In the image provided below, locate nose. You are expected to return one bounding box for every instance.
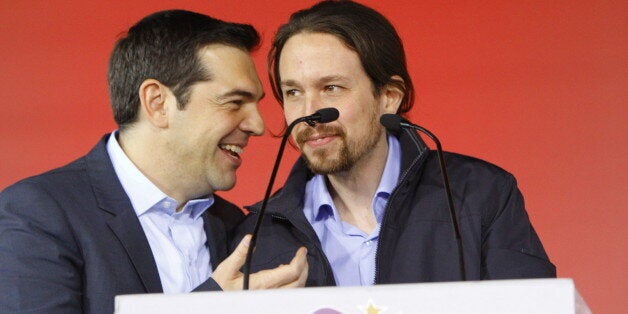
[303,93,324,118]
[241,104,265,136]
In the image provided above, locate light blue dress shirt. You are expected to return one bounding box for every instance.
[303,134,401,286]
[106,132,214,294]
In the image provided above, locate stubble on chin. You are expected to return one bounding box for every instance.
[295,124,350,175]
[303,142,351,175]
[301,122,383,176]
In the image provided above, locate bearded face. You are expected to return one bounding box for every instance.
[294,107,383,175]
[279,32,395,176]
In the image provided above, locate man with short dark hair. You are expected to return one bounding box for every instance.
[236,0,554,286]
[0,10,306,313]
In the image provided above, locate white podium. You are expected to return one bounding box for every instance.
[115,278,591,314]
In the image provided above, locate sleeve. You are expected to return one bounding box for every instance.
[0,182,83,313]
[192,277,223,292]
[481,175,556,279]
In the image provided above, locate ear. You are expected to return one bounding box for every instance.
[138,79,171,128]
[379,75,405,115]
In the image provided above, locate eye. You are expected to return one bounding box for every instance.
[221,99,244,108]
[283,89,300,97]
[324,85,341,92]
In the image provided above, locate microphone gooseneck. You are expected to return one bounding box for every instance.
[380,113,467,281]
[242,107,340,289]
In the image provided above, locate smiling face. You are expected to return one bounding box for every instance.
[164,44,264,196]
[278,32,398,175]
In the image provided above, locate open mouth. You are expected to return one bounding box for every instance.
[219,144,243,159]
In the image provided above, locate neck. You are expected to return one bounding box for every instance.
[118,128,201,210]
[326,133,389,233]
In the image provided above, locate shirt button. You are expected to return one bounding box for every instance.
[365,240,372,246]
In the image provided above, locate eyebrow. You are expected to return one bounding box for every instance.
[281,75,348,87]
[280,79,299,87]
[218,89,265,101]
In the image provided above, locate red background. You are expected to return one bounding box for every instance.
[1,1,625,312]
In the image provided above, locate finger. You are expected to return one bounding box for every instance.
[219,234,251,275]
[250,247,308,289]
[278,268,308,289]
[295,247,309,285]
[278,247,309,288]
[278,278,304,289]
[287,247,308,283]
[289,246,307,265]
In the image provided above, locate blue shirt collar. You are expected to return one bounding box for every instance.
[307,134,401,223]
[106,131,213,219]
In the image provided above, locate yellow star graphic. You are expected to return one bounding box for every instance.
[361,300,384,314]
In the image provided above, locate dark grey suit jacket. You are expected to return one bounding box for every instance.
[0,135,244,313]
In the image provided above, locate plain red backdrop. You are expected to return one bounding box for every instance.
[0,0,625,312]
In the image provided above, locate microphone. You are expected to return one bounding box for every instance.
[380,114,467,281]
[242,107,340,289]
[303,107,339,126]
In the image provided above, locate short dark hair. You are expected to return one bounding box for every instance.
[108,10,260,128]
[269,0,414,115]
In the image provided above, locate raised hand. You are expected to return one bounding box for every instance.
[211,235,308,290]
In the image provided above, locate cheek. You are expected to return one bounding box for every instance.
[283,108,301,126]
[347,101,375,123]
[289,124,304,141]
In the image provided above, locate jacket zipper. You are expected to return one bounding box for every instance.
[374,135,427,284]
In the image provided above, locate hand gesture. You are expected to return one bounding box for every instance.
[212,235,308,290]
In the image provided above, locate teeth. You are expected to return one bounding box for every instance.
[219,144,243,154]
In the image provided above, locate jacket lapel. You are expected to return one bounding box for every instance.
[86,135,163,293]
[106,211,163,293]
[203,210,227,270]
[255,158,330,257]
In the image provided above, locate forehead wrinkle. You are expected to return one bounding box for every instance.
[281,75,348,88]
[316,75,348,84]
[216,89,264,102]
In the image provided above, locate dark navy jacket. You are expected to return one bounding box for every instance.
[235,128,555,286]
[0,135,243,313]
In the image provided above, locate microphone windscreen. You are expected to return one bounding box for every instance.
[380,114,403,132]
[316,108,340,123]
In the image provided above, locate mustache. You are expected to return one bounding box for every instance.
[295,124,345,146]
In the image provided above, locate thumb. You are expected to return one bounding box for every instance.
[222,234,251,274]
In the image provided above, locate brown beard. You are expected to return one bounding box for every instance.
[295,110,382,175]
[295,124,347,174]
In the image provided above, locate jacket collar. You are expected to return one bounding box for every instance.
[249,129,430,219]
[85,134,163,293]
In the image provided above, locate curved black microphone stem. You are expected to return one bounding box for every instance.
[380,114,467,281]
[243,107,339,289]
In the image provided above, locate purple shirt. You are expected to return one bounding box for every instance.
[303,135,401,286]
